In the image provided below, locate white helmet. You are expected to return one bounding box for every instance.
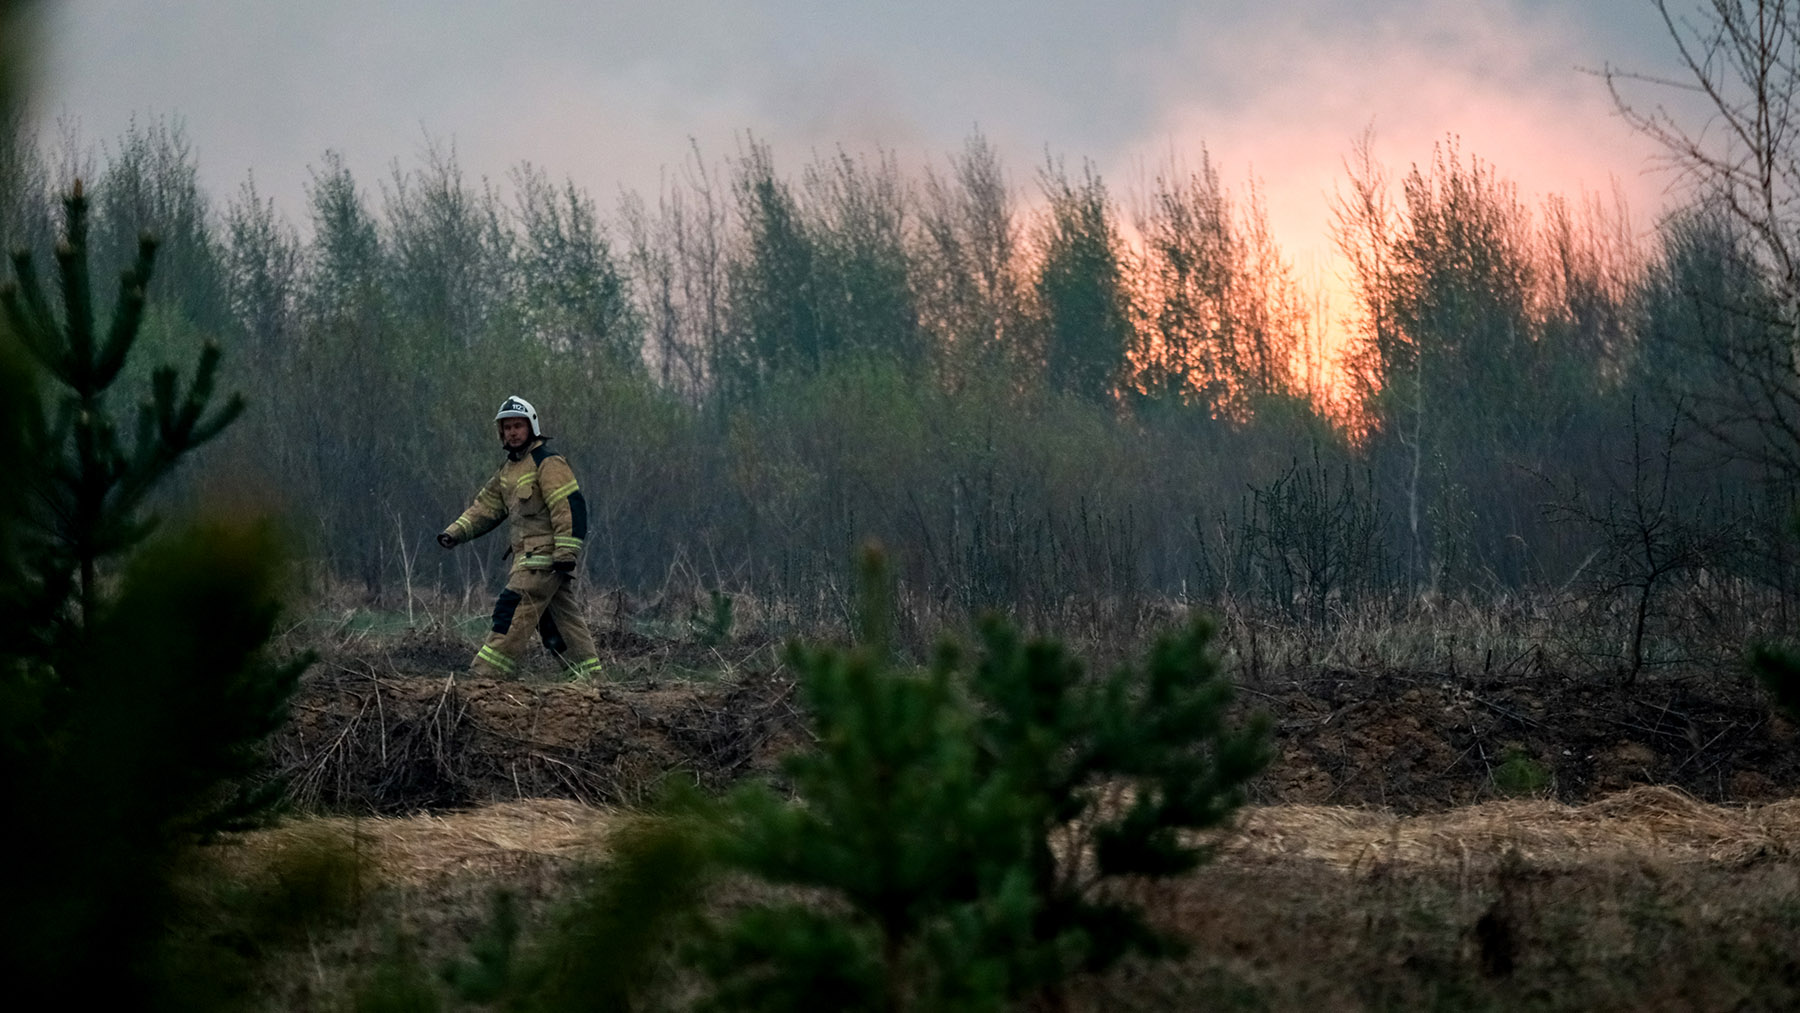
[494,395,540,438]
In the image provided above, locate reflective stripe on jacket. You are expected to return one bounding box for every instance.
[442,439,588,572]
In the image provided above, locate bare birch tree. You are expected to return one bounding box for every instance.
[1608,0,1800,476]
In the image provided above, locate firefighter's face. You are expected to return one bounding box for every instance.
[499,418,531,449]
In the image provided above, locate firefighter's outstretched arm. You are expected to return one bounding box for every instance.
[440,472,507,549]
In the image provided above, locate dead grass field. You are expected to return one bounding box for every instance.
[216,786,1800,1011]
[238,785,1800,884]
[235,609,1800,1009]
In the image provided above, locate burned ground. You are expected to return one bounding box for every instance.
[276,626,804,813]
[225,787,1800,1012]
[1254,665,1800,811]
[246,622,1800,1011]
[271,625,1800,815]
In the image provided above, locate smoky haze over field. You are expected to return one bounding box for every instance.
[36,1,1676,272]
[5,1,1795,684]
[21,8,1800,1010]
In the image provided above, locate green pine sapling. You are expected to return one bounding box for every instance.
[452,547,1269,1012]
[0,181,304,1008]
[694,545,1271,1011]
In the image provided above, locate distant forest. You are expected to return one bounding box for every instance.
[2,116,1792,666]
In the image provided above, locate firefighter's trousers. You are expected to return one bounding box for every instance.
[469,569,602,681]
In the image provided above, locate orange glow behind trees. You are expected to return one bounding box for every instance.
[1004,132,1644,437]
[1327,137,1640,431]
[1127,156,1312,419]
[0,116,1685,608]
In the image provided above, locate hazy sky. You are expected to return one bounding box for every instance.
[27,1,1687,285]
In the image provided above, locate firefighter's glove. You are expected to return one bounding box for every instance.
[437,533,456,549]
[553,560,576,576]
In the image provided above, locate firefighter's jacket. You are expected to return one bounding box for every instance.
[442,438,587,574]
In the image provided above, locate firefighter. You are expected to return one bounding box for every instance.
[438,396,603,682]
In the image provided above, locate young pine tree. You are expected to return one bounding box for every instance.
[694,547,1271,1011]
[472,548,1269,1013]
[0,181,305,1008]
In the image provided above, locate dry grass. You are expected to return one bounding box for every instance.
[1102,787,1800,1011]
[212,788,1800,1011]
[280,573,1773,698]
[230,799,621,888]
[248,580,1800,1008]
[1223,785,1800,871]
[1203,586,1767,686]
[230,785,1800,889]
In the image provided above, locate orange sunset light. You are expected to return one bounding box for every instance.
[1118,112,1665,422]
[1108,0,1676,422]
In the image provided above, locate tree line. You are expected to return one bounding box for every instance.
[1,113,1791,659]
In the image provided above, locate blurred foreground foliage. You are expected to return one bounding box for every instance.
[414,548,1268,1012]
[0,183,304,1006]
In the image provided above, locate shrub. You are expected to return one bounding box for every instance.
[0,181,303,1007]
[493,547,1271,1012]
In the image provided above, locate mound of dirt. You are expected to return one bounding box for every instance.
[274,625,1800,814]
[1256,667,1800,812]
[275,667,804,814]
